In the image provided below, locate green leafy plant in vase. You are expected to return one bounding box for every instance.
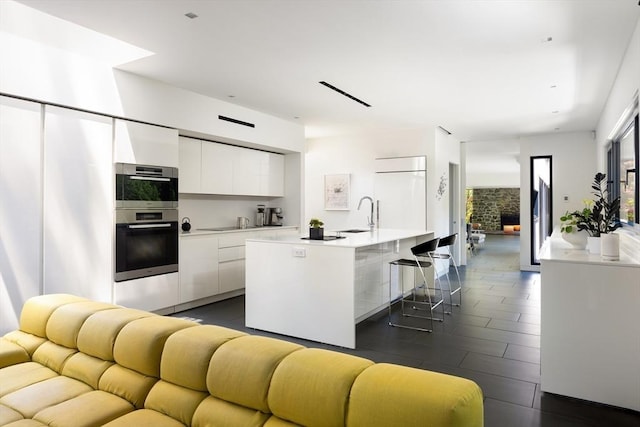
[560,211,587,249]
[568,173,621,257]
[309,218,324,240]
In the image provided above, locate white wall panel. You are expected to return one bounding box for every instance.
[43,106,113,301]
[0,96,42,334]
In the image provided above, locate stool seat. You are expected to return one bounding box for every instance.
[388,237,445,333]
[431,233,462,308]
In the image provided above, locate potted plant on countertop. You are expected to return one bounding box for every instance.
[559,211,587,249]
[570,173,621,258]
[309,218,324,240]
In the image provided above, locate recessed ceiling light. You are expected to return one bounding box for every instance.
[554,127,560,131]
[294,116,300,119]
[228,95,236,98]
[552,110,559,114]
[550,85,557,89]
[541,36,553,43]
[185,12,198,19]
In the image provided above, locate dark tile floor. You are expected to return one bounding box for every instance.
[174,234,640,427]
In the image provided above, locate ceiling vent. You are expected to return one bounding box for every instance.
[319,81,371,107]
[218,115,255,128]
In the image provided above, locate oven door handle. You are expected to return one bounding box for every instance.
[130,176,171,182]
[128,223,173,229]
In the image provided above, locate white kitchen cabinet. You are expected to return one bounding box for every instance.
[0,96,42,334]
[218,233,248,293]
[185,139,285,197]
[178,137,202,193]
[264,152,285,196]
[114,119,179,167]
[179,234,219,302]
[43,106,113,302]
[201,141,234,194]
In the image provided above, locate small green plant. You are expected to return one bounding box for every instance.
[309,218,324,228]
[560,211,578,233]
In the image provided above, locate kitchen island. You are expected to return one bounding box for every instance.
[245,228,434,348]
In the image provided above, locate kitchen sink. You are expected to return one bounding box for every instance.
[337,229,370,233]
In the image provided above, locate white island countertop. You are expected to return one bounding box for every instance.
[246,228,433,248]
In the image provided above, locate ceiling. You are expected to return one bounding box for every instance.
[11,0,640,144]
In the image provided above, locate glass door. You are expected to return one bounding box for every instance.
[531,156,552,265]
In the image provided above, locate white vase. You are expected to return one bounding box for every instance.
[600,233,620,261]
[561,230,587,249]
[586,236,601,254]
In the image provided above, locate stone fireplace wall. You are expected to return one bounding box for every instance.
[471,188,520,232]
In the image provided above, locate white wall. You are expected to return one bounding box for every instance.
[595,18,640,168]
[305,128,433,230]
[0,30,305,155]
[519,131,597,271]
[305,126,463,271]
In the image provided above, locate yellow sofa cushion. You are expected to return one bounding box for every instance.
[268,348,374,427]
[99,364,158,409]
[31,341,76,373]
[0,375,91,418]
[102,408,186,427]
[144,380,207,425]
[346,363,484,427]
[45,301,117,349]
[192,396,270,427]
[61,352,113,389]
[0,362,57,397]
[0,340,29,369]
[207,335,303,413]
[32,390,133,427]
[160,325,247,391]
[0,332,45,358]
[77,308,155,361]
[18,294,87,338]
[113,316,196,377]
[0,403,24,425]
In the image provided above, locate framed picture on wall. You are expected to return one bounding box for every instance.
[324,174,350,210]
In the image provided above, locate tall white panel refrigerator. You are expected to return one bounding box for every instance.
[374,156,427,230]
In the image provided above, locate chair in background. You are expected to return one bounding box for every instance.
[388,238,445,332]
[429,233,462,309]
[469,223,486,249]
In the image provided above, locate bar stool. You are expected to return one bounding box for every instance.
[430,233,462,309]
[388,237,445,333]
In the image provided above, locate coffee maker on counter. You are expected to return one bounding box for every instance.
[255,205,265,227]
[264,207,283,226]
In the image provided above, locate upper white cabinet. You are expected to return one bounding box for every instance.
[178,137,202,193]
[43,106,113,302]
[179,138,284,197]
[201,142,235,194]
[115,119,179,167]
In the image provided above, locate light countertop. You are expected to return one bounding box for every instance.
[181,225,298,237]
[540,228,640,268]
[246,228,434,249]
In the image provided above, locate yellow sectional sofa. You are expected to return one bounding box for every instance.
[0,294,484,427]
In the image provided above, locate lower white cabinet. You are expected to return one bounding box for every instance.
[218,235,248,294]
[179,234,219,302]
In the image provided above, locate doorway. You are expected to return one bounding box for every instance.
[449,162,460,263]
[530,156,552,265]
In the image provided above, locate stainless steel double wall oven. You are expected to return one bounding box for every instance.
[115,163,179,282]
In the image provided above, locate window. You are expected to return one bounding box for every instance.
[608,112,639,225]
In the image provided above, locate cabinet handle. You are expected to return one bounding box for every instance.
[128,223,172,229]
[130,176,170,182]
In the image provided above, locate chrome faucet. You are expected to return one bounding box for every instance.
[357,196,375,230]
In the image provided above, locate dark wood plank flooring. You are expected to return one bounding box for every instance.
[174,234,640,426]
